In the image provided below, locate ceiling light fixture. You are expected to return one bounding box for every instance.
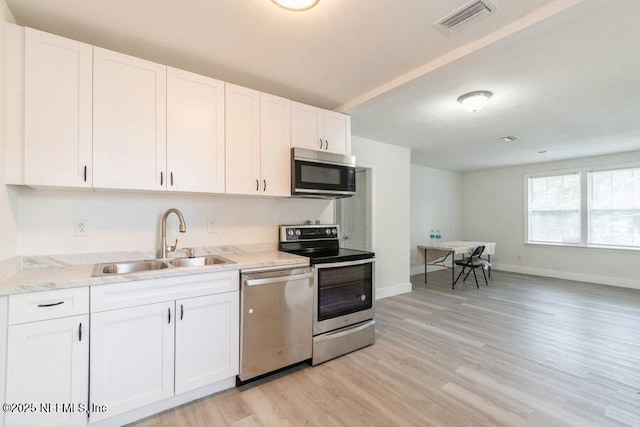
[457,90,492,113]
[500,136,517,142]
[271,0,320,11]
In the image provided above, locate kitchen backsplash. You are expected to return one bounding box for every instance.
[15,187,334,256]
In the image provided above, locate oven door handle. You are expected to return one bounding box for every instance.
[314,258,376,270]
[244,272,313,286]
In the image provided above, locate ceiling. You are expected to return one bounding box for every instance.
[6,0,640,172]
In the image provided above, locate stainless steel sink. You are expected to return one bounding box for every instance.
[169,255,235,268]
[92,255,234,277]
[93,260,170,276]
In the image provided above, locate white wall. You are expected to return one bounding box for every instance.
[0,0,18,261]
[410,164,463,275]
[351,135,411,299]
[16,188,333,255]
[462,151,640,289]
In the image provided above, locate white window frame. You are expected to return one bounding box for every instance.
[524,162,640,251]
[524,170,583,246]
[587,166,640,248]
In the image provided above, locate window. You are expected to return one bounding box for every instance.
[589,168,640,247]
[528,173,581,244]
[526,166,640,249]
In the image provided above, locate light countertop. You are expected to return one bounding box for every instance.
[0,249,309,296]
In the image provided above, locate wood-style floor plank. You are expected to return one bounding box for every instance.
[129,270,640,427]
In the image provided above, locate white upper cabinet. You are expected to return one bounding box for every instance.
[7,26,350,196]
[323,110,352,155]
[24,28,93,187]
[291,102,351,155]
[225,83,261,195]
[167,68,225,193]
[260,93,291,196]
[291,102,323,151]
[225,84,291,196]
[93,47,167,191]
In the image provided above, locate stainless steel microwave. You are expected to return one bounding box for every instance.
[291,148,356,199]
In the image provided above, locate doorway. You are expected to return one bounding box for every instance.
[336,168,372,251]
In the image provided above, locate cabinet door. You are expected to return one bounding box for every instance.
[24,28,92,187]
[323,111,351,155]
[225,83,261,195]
[167,67,225,193]
[291,101,324,151]
[90,302,174,422]
[260,93,291,197]
[5,315,89,427]
[93,47,167,191]
[175,292,239,394]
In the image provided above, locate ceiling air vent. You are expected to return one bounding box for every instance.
[433,0,499,36]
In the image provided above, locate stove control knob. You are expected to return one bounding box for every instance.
[325,228,331,235]
[287,229,294,236]
[294,229,301,236]
[332,228,337,235]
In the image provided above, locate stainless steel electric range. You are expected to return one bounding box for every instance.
[279,224,376,365]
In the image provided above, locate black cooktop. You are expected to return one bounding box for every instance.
[278,227,375,265]
[283,246,375,265]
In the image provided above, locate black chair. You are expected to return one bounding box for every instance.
[452,245,488,289]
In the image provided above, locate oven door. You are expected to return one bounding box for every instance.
[313,258,375,335]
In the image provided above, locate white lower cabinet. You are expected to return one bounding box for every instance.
[89,302,175,423]
[5,314,89,427]
[175,293,239,394]
[89,271,239,424]
[4,287,90,427]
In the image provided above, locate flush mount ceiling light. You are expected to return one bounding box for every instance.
[457,90,493,113]
[271,0,320,11]
[500,136,518,142]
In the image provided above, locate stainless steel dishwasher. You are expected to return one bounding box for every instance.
[239,266,314,382]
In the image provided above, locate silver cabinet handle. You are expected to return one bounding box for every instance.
[168,307,171,324]
[170,172,174,186]
[79,322,82,342]
[324,140,328,150]
[256,179,259,191]
[83,166,87,182]
[180,304,184,320]
[319,138,323,149]
[263,180,266,191]
[160,171,164,186]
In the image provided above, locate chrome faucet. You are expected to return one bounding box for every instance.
[160,208,187,259]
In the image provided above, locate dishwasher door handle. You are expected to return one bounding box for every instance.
[244,272,313,287]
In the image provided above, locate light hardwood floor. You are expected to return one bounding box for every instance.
[130,270,640,426]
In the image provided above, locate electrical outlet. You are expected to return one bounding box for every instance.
[75,219,89,237]
[207,220,216,234]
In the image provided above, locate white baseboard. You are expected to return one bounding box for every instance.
[494,263,640,290]
[376,282,412,299]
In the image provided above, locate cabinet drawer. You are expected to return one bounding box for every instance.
[91,270,239,312]
[9,287,89,325]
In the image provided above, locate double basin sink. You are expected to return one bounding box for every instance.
[92,255,235,277]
